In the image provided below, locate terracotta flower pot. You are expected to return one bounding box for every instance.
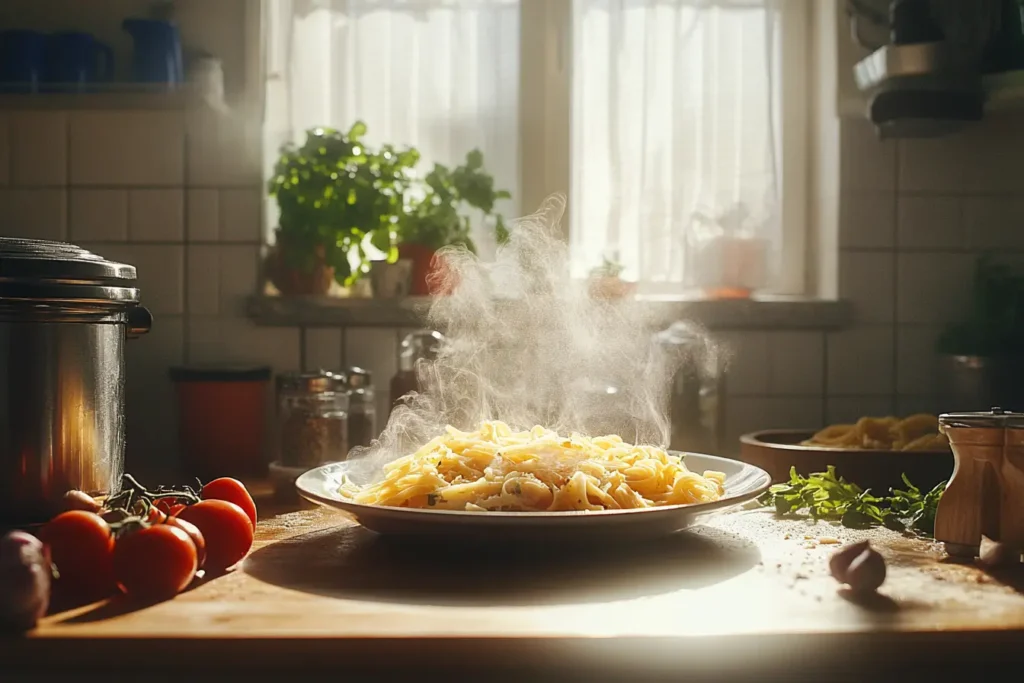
[588,276,637,300]
[399,244,458,296]
[266,240,335,297]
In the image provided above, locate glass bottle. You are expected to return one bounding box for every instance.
[345,367,377,450]
[390,330,445,417]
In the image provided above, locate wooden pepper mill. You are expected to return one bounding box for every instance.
[934,408,1024,560]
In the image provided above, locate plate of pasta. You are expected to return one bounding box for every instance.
[295,421,771,539]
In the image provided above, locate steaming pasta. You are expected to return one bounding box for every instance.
[338,421,726,511]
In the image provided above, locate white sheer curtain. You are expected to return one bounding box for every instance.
[570,0,781,287]
[264,0,521,253]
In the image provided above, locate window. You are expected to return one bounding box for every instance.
[264,0,810,293]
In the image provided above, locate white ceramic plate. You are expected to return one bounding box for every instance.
[295,452,771,541]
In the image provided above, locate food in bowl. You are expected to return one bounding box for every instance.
[339,421,725,511]
[802,414,947,452]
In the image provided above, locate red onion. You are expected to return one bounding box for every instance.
[0,531,51,631]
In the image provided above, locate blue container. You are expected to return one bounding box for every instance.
[122,18,183,86]
[0,30,48,92]
[45,32,114,91]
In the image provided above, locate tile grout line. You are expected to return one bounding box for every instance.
[892,139,901,414]
[181,129,192,366]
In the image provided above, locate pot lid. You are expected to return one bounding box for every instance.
[345,366,372,389]
[0,237,140,305]
[938,407,1024,429]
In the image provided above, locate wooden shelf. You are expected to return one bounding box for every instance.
[0,84,197,110]
[246,294,851,331]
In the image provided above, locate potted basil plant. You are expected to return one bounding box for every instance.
[396,149,510,296]
[266,122,418,296]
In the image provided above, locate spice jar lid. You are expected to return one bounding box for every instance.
[276,370,346,394]
[345,367,372,389]
[938,407,1024,429]
[0,237,140,306]
[399,330,445,371]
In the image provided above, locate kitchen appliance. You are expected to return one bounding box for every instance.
[121,18,184,86]
[44,32,114,91]
[849,0,1001,137]
[170,365,272,481]
[654,322,725,454]
[0,238,151,525]
[935,408,1024,560]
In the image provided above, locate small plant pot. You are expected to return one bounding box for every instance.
[399,244,459,296]
[265,242,335,297]
[588,276,637,300]
[369,259,413,298]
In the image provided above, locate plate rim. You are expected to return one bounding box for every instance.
[294,451,772,520]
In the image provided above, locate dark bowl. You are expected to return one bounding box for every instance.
[739,429,953,494]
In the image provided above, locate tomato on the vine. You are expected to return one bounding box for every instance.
[113,525,197,600]
[176,500,253,572]
[201,478,257,529]
[39,511,116,597]
[165,516,206,568]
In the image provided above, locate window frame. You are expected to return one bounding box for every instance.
[520,0,813,295]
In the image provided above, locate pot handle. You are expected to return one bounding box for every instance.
[127,305,153,339]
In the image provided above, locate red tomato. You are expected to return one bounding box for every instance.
[113,525,197,600]
[166,503,186,517]
[201,478,257,529]
[165,516,206,568]
[154,498,182,516]
[176,500,253,572]
[39,511,115,597]
[145,506,168,524]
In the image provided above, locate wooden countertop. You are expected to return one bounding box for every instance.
[5,495,1024,681]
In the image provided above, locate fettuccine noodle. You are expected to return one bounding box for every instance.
[339,421,726,511]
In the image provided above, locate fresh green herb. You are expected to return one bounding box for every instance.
[758,466,946,536]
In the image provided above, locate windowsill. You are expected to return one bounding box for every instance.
[246,294,851,331]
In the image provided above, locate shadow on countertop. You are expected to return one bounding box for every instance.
[242,523,761,606]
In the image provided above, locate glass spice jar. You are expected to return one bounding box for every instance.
[345,367,377,450]
[275,371,349,467]
[390,330,445,418]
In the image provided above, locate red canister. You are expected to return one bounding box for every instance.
[170,366,271,481]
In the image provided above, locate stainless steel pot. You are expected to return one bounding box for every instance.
[0,238,151,525]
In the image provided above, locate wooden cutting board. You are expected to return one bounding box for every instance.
[5,493,1024,680]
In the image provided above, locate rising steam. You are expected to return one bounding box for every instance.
[346,194,700,485]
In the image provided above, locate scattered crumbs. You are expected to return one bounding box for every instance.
[775,563,783,569]
[803,535,814,540]
[803,542,817,549]
[783,534,791,540]
[818,537,840,545]
[794,573,808,580]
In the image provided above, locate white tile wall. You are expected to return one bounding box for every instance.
[10,112,66,187]
[724,397,825,452]
[826,326,895,395]
[188,315,301,374]
[70,189,128,242]
[895,325,943,396]
[766,332,824,395]
[838,249,895,324]
[0,188,67,240]
[186,244,258,315]
[962,197,1024,250]
[718,331,769,395]
[84,243,185,315]
[825,395,896,424]
[839,119,895,191]
[304,328,344,372]
[129,190,184,242]
[70,111,184,186]
[838,190,896,248]
[185,109,262,187]
[220,189,262,242]
[187,189,219,241]
[898,136,969,193]
[895,252,975,325]
[897,195,963,249]
[125,315,185,473]
[0,113,9,187]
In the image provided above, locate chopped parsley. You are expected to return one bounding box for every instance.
[758,466,945,536]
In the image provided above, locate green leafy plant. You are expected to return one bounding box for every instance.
[267,122,419,286]
[937,254,1024,356]
[397,149,511,253]
[589,253,626,279]
[758,466,946,537]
